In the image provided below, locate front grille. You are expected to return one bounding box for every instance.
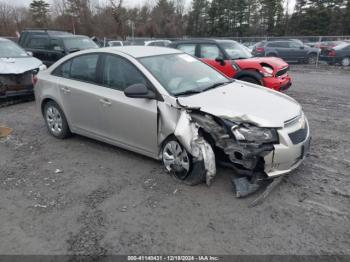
[289,122,308,144]
[276,66,289,77]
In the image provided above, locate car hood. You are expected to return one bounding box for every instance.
[177,81,301,128]
[235,57,288,70]
[0,57,43,74]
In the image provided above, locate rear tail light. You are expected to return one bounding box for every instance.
[328,50,336,57]
[32,74,38,86]
[256,47,265,53]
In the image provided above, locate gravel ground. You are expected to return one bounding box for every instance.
[0,65,349,255]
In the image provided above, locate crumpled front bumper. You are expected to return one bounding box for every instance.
[262,74,292,92]
[263,116,311,178]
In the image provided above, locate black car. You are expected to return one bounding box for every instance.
[320,42,350,66]
[18,29,98,66]
[252,40,320,64]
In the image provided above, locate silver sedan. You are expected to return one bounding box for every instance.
[35,46,310,192]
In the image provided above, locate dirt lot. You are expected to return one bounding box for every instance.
[0,66,349,255]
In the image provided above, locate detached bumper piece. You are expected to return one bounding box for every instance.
[232,177,260,198]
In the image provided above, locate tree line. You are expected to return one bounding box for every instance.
[0,0,349,39]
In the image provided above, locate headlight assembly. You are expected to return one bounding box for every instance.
[261,65,274,77]
[39,64,47,71]
[231,124,279,143]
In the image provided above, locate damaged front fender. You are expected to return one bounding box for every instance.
[174,110,216,186]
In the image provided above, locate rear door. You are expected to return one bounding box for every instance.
[52,53,103,135]
[198,43,236,78]
[288,41,307,60]
[97,54,158,156]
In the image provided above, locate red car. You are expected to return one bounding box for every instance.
[170,39,291,91]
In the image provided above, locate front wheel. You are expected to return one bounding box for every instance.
[238,76,261,85]
[341,57,350,67]
[307,53,317,64]
[162,137,192,180]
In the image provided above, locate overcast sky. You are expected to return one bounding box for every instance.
[3,0,296,13]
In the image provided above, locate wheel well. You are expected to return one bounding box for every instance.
[236,71,262,85]
[41,98,54,115]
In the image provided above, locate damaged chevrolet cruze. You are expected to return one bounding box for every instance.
[35,46,311,197]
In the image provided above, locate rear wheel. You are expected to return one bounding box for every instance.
[44,101,71,139]
[162,137,192,180]
[307,53,317,64]
[238,76,261,85]
[341,57,350,67]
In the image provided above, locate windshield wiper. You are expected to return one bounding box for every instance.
[67,48,81,53]
[175,89,202,97]
[201,81,232,92]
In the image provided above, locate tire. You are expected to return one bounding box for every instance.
[307,53,317,64]
[238,76,261,85]
[341,57,350,67]
[43,101,71,139]
[267,53,278,57]
[161,137,193,180]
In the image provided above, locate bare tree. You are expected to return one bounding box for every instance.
[109,0,125,39]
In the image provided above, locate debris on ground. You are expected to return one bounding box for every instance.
[232,176,261,198]
[249,176,284,207]
[0,125,13,138]
[54,169,63,174]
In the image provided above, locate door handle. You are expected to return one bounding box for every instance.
[99,98,112,106]
[60,87,71,94]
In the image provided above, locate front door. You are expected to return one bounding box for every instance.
[199,44,237,78]
[97,54,158,156]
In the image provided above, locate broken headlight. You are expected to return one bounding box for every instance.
[231,124,278,143]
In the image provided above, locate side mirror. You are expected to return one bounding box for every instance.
[300,46,305,49]
[124,83,156,99]
[215,56,226,66]
[26,51,33,56]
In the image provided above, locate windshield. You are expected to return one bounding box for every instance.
[63,37,98,51]
[334,43,349,50]
[0,41,28,58]
[139,53,230,96]
[220,41,253,59]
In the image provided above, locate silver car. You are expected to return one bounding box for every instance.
[35,46,310,190]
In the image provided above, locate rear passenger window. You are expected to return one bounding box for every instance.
[52,60,72,78]
[28,37,49,49]
[70,54,99,83]
[177,44,196,55]
[102,55,148,91]
[200,44,222,59]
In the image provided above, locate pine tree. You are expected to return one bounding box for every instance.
[187,0,210,36]
[344,0,350,34]
[29,0,50,27]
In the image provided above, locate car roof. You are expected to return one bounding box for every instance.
[101,46,181,58]
[171,39,238,45]
[0,37,11,42]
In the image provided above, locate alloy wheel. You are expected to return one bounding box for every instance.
[341,57,350,67]
[46,106,63,136]
[162,140,190,175]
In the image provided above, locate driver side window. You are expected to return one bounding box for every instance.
[200,44,222,59]
[102,55,148,91]
[289,42,302,48]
